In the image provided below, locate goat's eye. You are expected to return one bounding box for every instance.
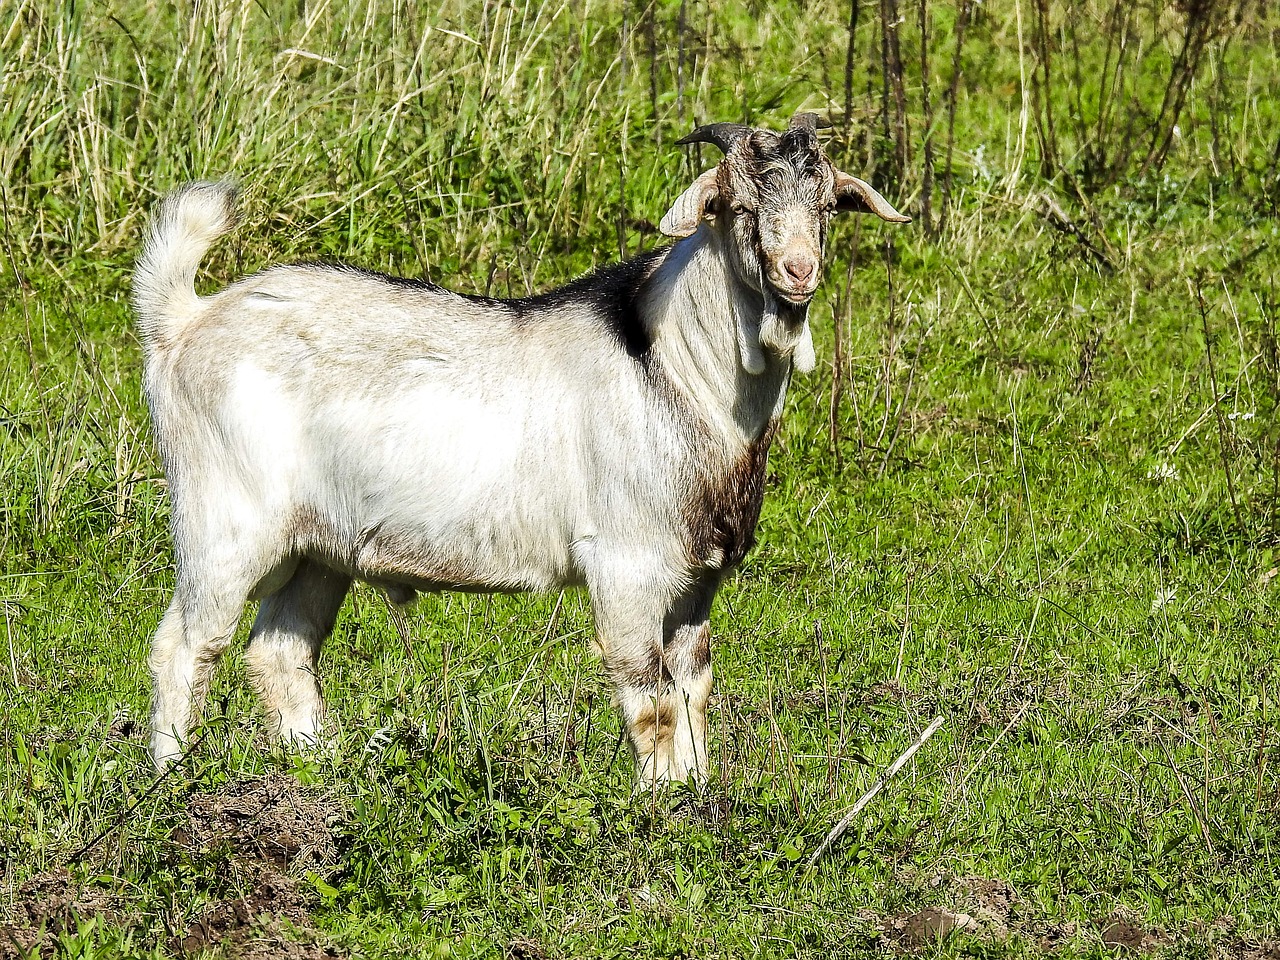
[730,201,749,215]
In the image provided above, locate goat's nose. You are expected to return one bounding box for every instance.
[782,257,815,285]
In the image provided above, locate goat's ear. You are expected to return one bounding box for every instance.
[660,169,721,238]
[833,171,912,223]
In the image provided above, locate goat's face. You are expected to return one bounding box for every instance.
[722,125,836,305]
[660,114,910,307]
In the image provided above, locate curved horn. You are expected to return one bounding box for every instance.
[675,122,752,155]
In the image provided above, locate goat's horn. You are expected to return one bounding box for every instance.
[675,122,752,154]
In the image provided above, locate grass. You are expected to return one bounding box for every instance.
[2,0,1280,956]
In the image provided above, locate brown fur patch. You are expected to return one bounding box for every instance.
[288,507,487,591]
[631,700,677,747]
[606,650,670,690]
[356,526,485,591]
[663,622,712,677]
[685,419,779,570]
[287,505,346,563]
[686,624,712,674]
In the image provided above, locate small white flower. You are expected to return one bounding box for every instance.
[1151,586,1177,613]
[973,144,992,182]
[1227,411,1255,421]
[363,725,393,757]
[1146,462,1180,481]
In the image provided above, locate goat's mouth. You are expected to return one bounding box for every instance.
[764,266,819,306]
[770,285,816,307]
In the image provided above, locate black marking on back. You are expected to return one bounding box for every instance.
[301,249,667,362]
[301,262,511,308]
[516,248,666,359]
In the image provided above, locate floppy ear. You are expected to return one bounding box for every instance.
[660,169,721,238]
[833,171,912,223]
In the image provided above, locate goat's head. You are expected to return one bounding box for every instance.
[660,113,909,374]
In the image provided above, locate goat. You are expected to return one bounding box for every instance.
[133,113,909,783]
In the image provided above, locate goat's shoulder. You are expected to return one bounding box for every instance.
[514,246,670,360]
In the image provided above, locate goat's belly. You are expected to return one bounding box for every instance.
[294,384,638,592]
[294,492,582,594]
[352,512,582,594]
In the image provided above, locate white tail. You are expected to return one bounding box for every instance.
[132,181,238,353]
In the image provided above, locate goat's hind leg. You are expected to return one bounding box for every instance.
[149,500,296,769]
[244,559,350,750]
[149,579,251,769]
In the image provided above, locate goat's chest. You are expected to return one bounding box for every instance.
[682,420,779,571]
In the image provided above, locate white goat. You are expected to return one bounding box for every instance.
[134,113,909,783]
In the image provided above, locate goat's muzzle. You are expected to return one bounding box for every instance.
[767,255,820,305]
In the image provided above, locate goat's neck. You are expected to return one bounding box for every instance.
[646,232,795,452]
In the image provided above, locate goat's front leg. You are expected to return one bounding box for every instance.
[590,567,719,785]
[658,572,720,782]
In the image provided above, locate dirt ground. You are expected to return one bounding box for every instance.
[2,773,345,959]
[877,873,1280,957]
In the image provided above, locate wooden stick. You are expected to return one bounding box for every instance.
[805,715,945,871]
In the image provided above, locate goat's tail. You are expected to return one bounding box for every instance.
[133,181,238,354]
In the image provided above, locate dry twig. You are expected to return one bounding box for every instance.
[805,715,945,871]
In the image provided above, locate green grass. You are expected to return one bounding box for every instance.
[3,0,1280,957]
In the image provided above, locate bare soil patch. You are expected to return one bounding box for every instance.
[167,860,340,959]
[2,773,346,959]
[168,773,345,957]
[1096,912,1167,952]
[883,905,981,945]
[1,866,130,960]
[178,772,340,873]
[881,875,1018,948]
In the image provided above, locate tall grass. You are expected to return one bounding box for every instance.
[3,1,1274,273]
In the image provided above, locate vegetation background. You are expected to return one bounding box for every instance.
[2,0,1279,956]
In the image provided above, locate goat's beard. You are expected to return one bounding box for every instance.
[739,293,816,375]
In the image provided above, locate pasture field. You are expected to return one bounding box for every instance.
[2,0,1279,956]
